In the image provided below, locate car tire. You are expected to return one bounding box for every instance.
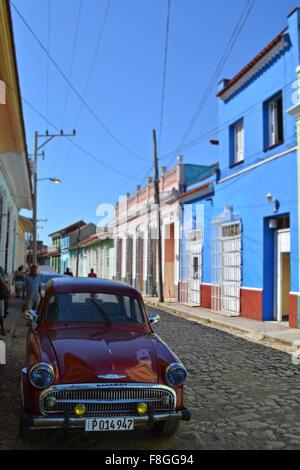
[19,409,40,442]
[150,419,179,437]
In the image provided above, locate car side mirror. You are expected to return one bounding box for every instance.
[147,312,161,325]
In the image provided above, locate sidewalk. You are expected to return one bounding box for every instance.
[144,297,300,348]
[0,297,24,363]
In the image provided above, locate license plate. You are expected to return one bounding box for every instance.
[85,417,134,432]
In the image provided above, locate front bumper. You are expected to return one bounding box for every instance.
[24,409,191,431]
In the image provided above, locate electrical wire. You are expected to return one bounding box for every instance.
[158,0,171,151]
[61,0,83,128]
[10,0,146,162]
[49,0,83,217]
[160,77,295,160]
[59,0,112,185]
[16,88,142,181]
[46,0,51,121]
[46,162,154,235]
[167,0,256,168]
[74,0,112,127]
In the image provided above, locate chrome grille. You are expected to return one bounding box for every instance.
[41,384,175,416]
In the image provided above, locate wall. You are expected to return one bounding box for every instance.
[0,170,18,274]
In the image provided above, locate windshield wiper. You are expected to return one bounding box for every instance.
[88,298,112,325]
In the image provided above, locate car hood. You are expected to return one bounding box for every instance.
[47,327,159,384]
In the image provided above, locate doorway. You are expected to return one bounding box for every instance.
[164,223,175,299]
[220,221,241,316]
[275,229,290,322]
[187,230,202,305]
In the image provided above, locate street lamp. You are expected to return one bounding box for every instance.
[37,177,61,184]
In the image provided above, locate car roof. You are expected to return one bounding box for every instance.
[39,272,66,277]
[47,277,142,298]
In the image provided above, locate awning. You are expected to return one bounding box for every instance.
[182,163,219,187]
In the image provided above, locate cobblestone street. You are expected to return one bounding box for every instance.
[0,306,300,450]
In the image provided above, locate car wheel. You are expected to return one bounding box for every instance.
[150,419,179,437]
[19,409,40,442]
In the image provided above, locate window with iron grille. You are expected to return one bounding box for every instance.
[221,222,241,238]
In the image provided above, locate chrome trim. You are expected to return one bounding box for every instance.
[29,363,55,389]
[39,383,177,416]
[165,363,187,387]
[97,374,127,380]
[30,411,184,430]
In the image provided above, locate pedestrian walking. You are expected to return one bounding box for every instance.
[88,268,97,278]
[24,265,42,311]
[13,266,25,298]
[64,268,73,277]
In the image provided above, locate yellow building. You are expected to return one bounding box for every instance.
[0,0,32,275]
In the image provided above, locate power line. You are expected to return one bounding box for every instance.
[49,0,83,215]
[15,88,141,181]
[10,0,147,163]
[46,0,51,121]
[160,76,295,160]
[75,0,112,127]
[61,0,83,128]
[48,0,113,220]
[158,0,171,151]
[168,0,255,167]
[46,162,154,234]
[55,0,112,206]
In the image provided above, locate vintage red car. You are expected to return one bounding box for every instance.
[20,278,191,440]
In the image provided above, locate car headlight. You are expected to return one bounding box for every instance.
[29,363,54,389]
[165,363,187,387]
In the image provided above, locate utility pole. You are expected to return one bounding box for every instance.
[152,129,164,303]
[76,224,81,277]
[32,129,76,265]
[32,130,38,265]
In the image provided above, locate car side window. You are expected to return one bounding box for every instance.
[133,298,144,323]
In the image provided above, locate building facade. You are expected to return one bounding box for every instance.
[16,216,32,268]
[212,9,299,328]
[114,158,219,300]
[178,180,217,307]
[60,223,96,275]
[69,229,114,278]
[49,221,86,273]
[179,8,300,329]
[0,0,32,276]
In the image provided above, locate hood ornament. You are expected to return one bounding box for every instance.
[97,374,127,380]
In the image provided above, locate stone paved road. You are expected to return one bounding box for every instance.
[0,306,300,450]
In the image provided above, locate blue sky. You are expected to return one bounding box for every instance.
[11,0,297,244]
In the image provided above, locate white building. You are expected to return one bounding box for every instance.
[113,157,214,300]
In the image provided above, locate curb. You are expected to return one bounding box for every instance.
[144,299,295,349]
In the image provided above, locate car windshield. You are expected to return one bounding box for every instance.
[45,292,145,324]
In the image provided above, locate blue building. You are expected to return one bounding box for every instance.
[179,8,300,329]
